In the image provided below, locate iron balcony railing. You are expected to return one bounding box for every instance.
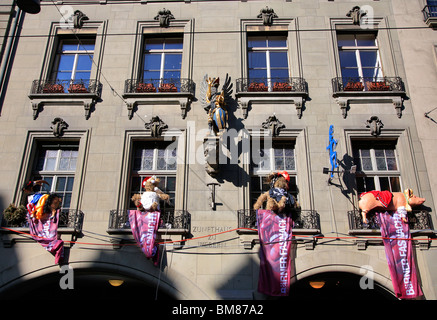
[30,79,101,95]
[348,209,434,232]
[1,209,84,233]
[423,5,437,20]
[236,77,308,94]
[108,209,191,231]
[332,76,405,93]
[238,209,320,231]
[124,78,195,95]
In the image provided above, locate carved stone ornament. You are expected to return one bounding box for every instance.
[257,6,278,26]
[144,116,168,137]
[366,116,384,136]
[73,10,89,29]
[154,8,175,28]
[51,117,69,137]
[346,6,367,25]
[261,114,285,137]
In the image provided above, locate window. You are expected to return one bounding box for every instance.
[142,37,183,82]
[251,140,298,209]
[247,34,289,91]
[129,141,177,213]
[31,144,79,210]
[51,38,95,92]
[426,0,437,17]
[353,141,401,194]
[338,33,383,84]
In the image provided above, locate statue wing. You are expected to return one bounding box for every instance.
[221,73,233,105]
[199,74,209,110]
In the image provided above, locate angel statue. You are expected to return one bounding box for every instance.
[200,73,233,135]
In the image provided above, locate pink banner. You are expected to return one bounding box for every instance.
[378,211,423,299]
[128,210,161,266]
[256,209,293,296]
[27,210,64,264]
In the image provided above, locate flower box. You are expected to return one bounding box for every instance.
[158,83,178,92]
[367,81,390,91]
[248,82,268,92]
[42,83,64,93]
[273,82,292,92]
[68,83,89,93]
[135,82,156,93]
[344,81,364,91]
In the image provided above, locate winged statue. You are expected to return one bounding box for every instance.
[199,73,233,135]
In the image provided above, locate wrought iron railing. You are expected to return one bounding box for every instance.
[332,77,405,93]
[108,209,191,230]
[30,79,101,95]
[124,78,195,94]
[1,209,84,233]
[348,209,434,231]
[236,77,308,94]
[237,209,320,230]
[423,5,437,20]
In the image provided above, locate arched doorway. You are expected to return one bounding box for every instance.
[282,272,397,300]
[0,268,176,300]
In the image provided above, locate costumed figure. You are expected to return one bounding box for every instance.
[358,189,425,224]
[131,176,170,212]
[22,180,50,219]
[253,171,297,213]
[27,192,65,264]
[199,73,233,135]
[129,176,170,266]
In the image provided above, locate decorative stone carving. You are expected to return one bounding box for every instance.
[51,117,69,137]
[261,114,285,137]
[346,6,367,26]
[366,116,384,137]
[154,8,175,28]
[144,116,168,137]
[257,6,278,26]
[73,10,89,29]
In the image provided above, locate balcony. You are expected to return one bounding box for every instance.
[123,78,195,119]
[29,79,102,119]
[331,77,406,118]
[1,209,84,247]
[422,5,437,28]
[107,209,191,248]
[235,77,309,119]
[237,209,321,250]
[348,210,435,250]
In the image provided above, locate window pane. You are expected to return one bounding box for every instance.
[248,37,267,48]
[145,39,164,50]
[74,72,91,81]
[270,69,289,79]
[57,55,75,71]
[248,51,267,69]
[267,37,287,48]
[249,69,267,80]
[337,34,356,47]
[379,177,390,191]
[144,53,162,71]
[270,52,288,68]
[360,51,379,68]
[56,177,66,191]
[361,158,373,171]
[356,34,376,47]
[164,38,183,50]
[339,51,358,68]
[390,177,401,192]
[76,55,93,71]
[164,53,182,71]
[143,71,160,80]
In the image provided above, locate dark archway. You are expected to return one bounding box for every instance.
[0,268,175,300]
[281,272,397,300]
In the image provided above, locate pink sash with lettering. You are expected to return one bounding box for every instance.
[378,211,423,299]
[128,210,160,265]
[27,210,64,264]
[257,209,293,296]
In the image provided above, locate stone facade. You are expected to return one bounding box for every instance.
[0,0,436,300]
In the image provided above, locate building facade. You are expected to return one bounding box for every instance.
[0,0,436,300]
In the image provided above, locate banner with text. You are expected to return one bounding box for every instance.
[129,210,161,266]
[27,210,64,264]
[257,209,293,296]
[378,211,423,299]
